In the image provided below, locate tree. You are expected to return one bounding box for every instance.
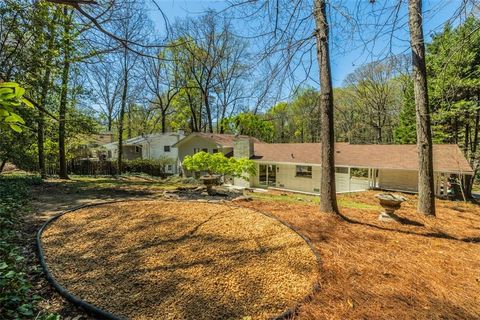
[426,17,480,197]
[182,151,256,195]
[143,47,180,133]
[408,0,435,216]
[344,59,402,144]
[222,112,274,142]
[58,7,74,179]
[315,0,339,214]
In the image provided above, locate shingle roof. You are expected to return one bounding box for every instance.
[174,133,262,148]
[252,143,473,173]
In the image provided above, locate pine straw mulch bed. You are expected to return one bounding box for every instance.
[40,200,320,320]
[239,190,480,320]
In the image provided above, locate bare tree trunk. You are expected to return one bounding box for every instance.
[36,7,57,180]
[408,0,435,216]
[38,70,49,179]
[58,8,71,180]
[127,103,132,139]
[466,107,479,198]
[203,90,213,133]
[118,64,128,175]
[0,160,6,173]
[314,0,339,214]
[161,109,167,134]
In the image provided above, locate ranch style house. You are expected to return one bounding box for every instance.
[106,132,474,196]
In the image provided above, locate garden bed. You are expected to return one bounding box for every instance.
[39,200,320,320]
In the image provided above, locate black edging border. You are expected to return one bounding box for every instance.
[37,199,322,320]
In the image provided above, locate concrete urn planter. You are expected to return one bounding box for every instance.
[375,193,407,222]
[199,175,220,196]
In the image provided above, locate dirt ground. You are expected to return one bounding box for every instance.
[27,177,480,319]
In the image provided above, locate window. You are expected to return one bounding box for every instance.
[164,145,171,152]
[335,167,348,174]
[107,150,112,158]
[167,164,173,171]
[202,148,208,152]
[193,148,201,154]
[296,165,312,178]
[212,148,219,153]
[135,146,142,153]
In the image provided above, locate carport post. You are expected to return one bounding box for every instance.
[348,167,351,193]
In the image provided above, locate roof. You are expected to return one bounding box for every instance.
[173,133,262,148]
[104,132,184,147]
[252,143,473,173]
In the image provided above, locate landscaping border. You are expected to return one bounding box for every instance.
[37,199,321,320]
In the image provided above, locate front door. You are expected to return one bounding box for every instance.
[259,164,276,187]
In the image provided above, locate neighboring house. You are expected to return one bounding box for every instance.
[173,133,473,196]
[104,131,184,174]
[72,132,114,160]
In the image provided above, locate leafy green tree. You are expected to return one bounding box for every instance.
[183,152,256,179]
[426,17,480,196]
[183,151,256,195]
[221,112,274,142]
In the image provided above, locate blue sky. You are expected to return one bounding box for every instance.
[147,0,463,87]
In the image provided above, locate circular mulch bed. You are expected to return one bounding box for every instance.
[39,200,319,320]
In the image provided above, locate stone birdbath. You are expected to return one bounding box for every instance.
[375,193,407,222]
[199,175,220,196]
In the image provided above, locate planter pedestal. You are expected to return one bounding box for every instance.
[375,193,407,223]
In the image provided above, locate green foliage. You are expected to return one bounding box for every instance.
[221,112,274,142]
[0,82,34,132]
[0,174,57,319]
[182,152,256,179]
[394,76,417,144]
[426,17,480,147]
[123,157,175,176]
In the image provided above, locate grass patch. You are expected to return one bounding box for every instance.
[247,190,379,210]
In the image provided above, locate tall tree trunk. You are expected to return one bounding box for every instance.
[127,103,132,139]
[58,8,71,180]
[314,0,339,214]
[466,107,479,198]
[118,65,128,175]
[38,71,49,180]
[161,109,167,134]
[108,114,112,131]
[408,0,435,216]
[0,160,6,173]
[36,6,56,180]
[203,89,213,133]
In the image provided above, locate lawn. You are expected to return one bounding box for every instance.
[2,174,480,319]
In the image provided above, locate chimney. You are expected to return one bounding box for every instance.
[177,129,185,136]
[233,137,254,159]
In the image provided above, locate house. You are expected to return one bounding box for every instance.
[173,132,262,159]
[104,131,185,174]
[172,132,262,170]
[72,132,114,160]
[173,133,473,196]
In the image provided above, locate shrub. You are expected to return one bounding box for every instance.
[0,174,57,319]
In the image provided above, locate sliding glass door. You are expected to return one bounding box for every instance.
[259,164,276,187]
